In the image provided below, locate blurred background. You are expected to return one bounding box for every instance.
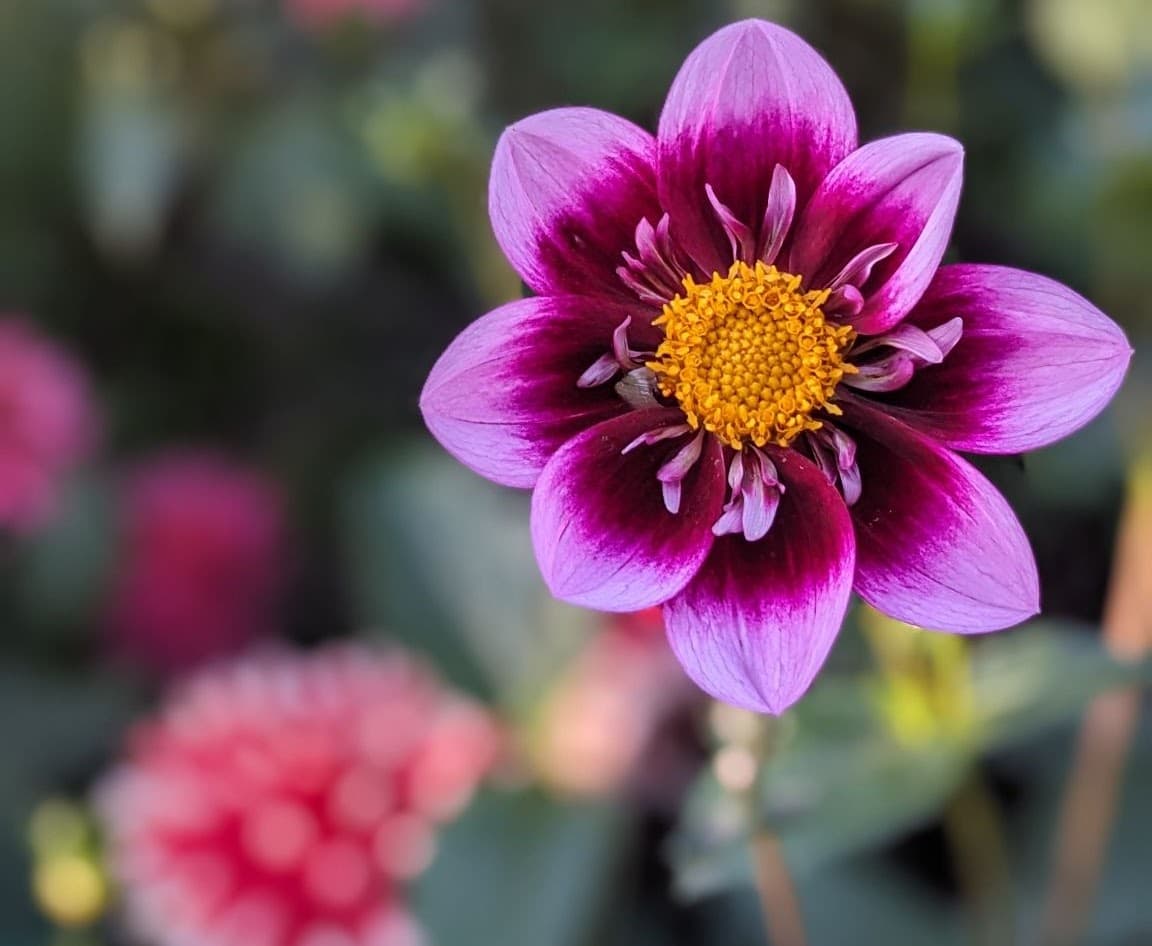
[1,0,1150,944]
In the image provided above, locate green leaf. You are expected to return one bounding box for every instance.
[341,445,596,704]
[670,621,1145,900]
[16,472,116,648]
[210,99,379,282]
[79,87,185,261]
[693,859,966,946]
[413,790,630,946]
[0,667,139,813]
[1007,723,1152,945]
[971,621,1149,752]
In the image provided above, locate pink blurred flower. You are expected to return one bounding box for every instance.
[98,646,500,946]
[530,608,699,802]
[285,0,425,30]
[105,453,285,676]
[0,319,96,531]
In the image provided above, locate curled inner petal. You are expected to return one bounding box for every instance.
[712,449,785,541]
[844,317,964,393]
[617,214,691,306]
[758,165,798,266]
[806,423,862,506]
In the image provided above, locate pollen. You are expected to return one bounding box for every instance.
[648,261,856,449]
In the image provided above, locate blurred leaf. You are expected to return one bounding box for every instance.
[16,472,116,648]
[1009,719,1152,945]
[694,859,965,946]
[414,789,629,946]
[0,668,138,813]
[342,445,596,704]
[80,89,185,262]
[671,622,1145,900]
[0,827,48,946]
[972,621,1149,751]
[211,99,379,281]
[670,678,970,900]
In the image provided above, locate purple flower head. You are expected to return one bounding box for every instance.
[421,20,1132,714]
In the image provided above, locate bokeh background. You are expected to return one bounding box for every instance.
[1,0,1151,944]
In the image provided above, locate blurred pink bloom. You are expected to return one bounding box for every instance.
[531,608,699,802]
[0,319,96,531]
[98,647,500,946]
[285,0,425,30]
[105,453,285,676]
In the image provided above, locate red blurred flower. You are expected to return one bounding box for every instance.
[98,647,500,946]
[284,0,425,30]
[105,453,285,676]
[0,319,96,531]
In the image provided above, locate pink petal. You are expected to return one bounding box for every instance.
[790,133,964,334]
[489,108,660,300]
[530,411,725,611]
[420,296,649,488]
[663,448,855,714]
[657,19,857,276]
[844,401,1040,633]
[880,264,1132,453]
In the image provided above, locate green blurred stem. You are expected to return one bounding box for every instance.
[943,771,1015,946]
[744,716,807,946]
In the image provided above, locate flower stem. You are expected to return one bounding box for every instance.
[1038,457,1152,945]
[943,771,1015,946]
[750,830,808,946]
[743,715,807,946]
[1037,689,1140,946]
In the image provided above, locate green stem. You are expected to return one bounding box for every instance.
[943,770,1016,946]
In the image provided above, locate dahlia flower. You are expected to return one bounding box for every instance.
[420,20,1131,713]
[0,319,95,531]
[98,647,499,946]
[105,452,285,676]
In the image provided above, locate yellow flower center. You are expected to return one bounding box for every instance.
[648,261,857,449]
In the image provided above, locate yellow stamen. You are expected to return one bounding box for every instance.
[648,260,857,449]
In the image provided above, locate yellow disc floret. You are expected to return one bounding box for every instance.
[648,261,857,449]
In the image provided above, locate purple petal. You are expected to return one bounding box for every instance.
[530,411,725,611]
[758,164,797,265]
[663,448,855,714]
[657,430,706,483]
[843,401,1040,633]
[706,184,756,263]
[842,353,917,392]
[740,471,780,542]
[826,242,898,292]
[790,133,964,334]
[851,321,947,363]
[880,265,1132,453]
[490,108,660,299]
[825,284,864,319]
[421,296,644,488]
[576,352,620,388]
[711,501,744,537]
[657,19,857,276]
[622,423,692,455]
